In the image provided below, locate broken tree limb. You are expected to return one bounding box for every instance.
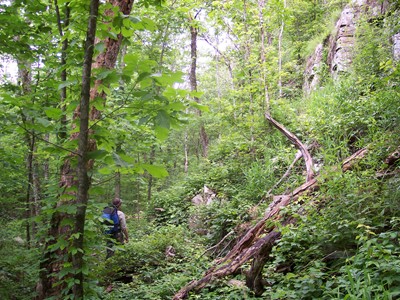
[265,113,314,182]
[384,145,400,166]
[173,114,318,300]
[341,147,368,172]
[200,231,235,258]
[173,144,400,299]
[173,178,318,300]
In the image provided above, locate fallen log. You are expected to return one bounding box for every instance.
[173,142,397,299]
[173,177,319,300]
[173,115,317,300]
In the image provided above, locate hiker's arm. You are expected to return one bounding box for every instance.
[122,227,129,242]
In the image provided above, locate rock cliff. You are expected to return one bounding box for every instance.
[304,0,396,95]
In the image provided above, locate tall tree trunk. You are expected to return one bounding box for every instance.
[115,144,122,199]
[243,0,255,149]
[184,130,189,174]
[277,0,286,99]
[257,0,271,111]
[55,0,70,141]
[71,0,99,296]
[18,60,34,247]
[37,0,134,298]
[147,146,155,202]
[189,16,209,158]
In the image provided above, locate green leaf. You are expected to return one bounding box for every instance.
[142,17,157,31]
[190,101,209,112]
[98,166,114,175]
[90,186,106,195]
[44,107,63,120]
[36,117,52,127]
[121,26,134,37]
[86,150,107,160]
[155,110,170,129]
[94,42,105,53]
[141,163,168,178]
[154,125,169,141]
[96,69,116,80]
[119,153,136,163]
[124,53,139,66]
[58,80,77,90]
[166,101,185,111]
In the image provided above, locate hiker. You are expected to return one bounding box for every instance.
[104,198,129,259]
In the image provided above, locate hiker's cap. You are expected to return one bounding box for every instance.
[113,198,122,207]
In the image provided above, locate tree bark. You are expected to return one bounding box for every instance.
[18,59,35,247]
[277,0,286,99]
[71,0,99,296]
[37,0,134,298]
[189,16,209,158]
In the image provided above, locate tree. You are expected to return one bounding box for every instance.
[37,0,134,298]
[189,11,209,158]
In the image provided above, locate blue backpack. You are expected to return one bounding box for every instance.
[101,206,120,234]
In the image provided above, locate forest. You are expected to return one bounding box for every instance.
[0,0,399,299]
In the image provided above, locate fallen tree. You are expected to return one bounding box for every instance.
[173,114,317,299]
[173,112,399,299]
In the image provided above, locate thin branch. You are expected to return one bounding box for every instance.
[88,84,138,130]
[13,118,81,156]
[200,231,235,258]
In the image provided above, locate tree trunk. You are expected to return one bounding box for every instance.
[245,230,281,295]
[18,59,34,247]
[184,130,189,174]
[189,17,209,158]
[277,0,286,99]
[265,113,314,181]
[71,0,99,296]
[37,0,134,298]
[147,146,155,202]
[257,0,271,111]
[55,0,70,141]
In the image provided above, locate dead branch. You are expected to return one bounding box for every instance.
[173,178,318,300]
[384,146,400,166]
[200,231,235,258]
[265,114,314,181]
[173,115,317,299]
[173,141,398,299]
[341,148,368,172]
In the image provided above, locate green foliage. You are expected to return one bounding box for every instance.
[1,0,399,299]
[0,219,39,300]
[99,224,210,299]
[264,164,400,299]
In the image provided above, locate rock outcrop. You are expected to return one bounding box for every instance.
[393,32,400,61]
[304,0,391,94]
[303,43,323,94]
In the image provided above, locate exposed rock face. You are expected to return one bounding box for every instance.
[328,5,357,77]
[304,0,391,94]
[303,43,323,95]
[191,185,216,205]
[392,33,400,61]
[328,0,390,77]
[188,185,217,234]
